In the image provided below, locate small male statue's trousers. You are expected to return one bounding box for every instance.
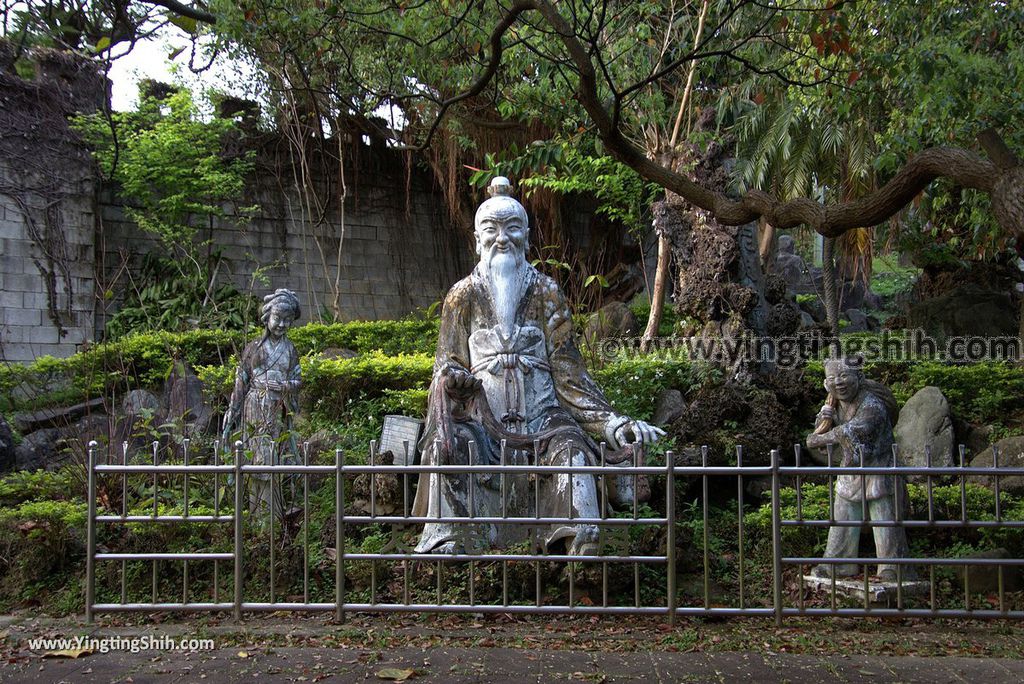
[816,492,914,582]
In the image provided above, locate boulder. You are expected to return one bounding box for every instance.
[583,301,639,343]
[954,549,1021,594]
[972,436,1024,496]
[906,283,1019,342]
[165,361,213,436]
[652,389,685,427]
[775,253,808,290]
[894,386,955,481]
[14,428,64,471]
[0,415,15,472]
[843,308,870,333]
[799,296,826,323]
[122,389,161,418]
[798,311,817,330]
[775,235,810,290]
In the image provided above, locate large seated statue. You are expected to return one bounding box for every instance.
[412,177,664,556]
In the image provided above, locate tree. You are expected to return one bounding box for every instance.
[12,1,1023,305]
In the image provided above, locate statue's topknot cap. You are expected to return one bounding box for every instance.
[488,176,513,198]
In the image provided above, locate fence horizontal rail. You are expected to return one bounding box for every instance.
[782,519,1024,528]
[95,515,235,523]
[91,602,236,612]
[339,515,667,525]
[779,465,1024,476]
[95,464,236,474]
[785,556,1024,567]
[339,552,667,563]
[95,553,234,561]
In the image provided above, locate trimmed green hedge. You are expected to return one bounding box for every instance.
[0,319,440,412]
[288,320,438,357]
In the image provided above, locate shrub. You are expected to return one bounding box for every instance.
[0,500,88,594]
[803,359,1024,425]
[896,362,1024,423]
[0,469,80,506]
[288,319,439,357]
[302,352,434,420]
[594,358,692,421]
[0,318,440,412]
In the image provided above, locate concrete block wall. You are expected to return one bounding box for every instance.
[0,190,96,363]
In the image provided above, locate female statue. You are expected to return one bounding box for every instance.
[222,289,302,515]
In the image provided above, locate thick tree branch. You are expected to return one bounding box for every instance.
[143,0,216,25]
[523,0,1020,241]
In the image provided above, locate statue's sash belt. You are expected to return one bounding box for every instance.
[469,352,552,430]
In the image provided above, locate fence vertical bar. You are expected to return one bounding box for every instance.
[666,450,676,625]
[303,442,310,604]
[85,441,97,623]
[701,445,710,610]
[233,441,243,622]
[335,448,345,623]
[770,448,783,627]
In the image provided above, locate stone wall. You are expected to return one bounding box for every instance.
[0,47,103,363]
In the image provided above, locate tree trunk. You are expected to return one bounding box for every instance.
[642,233,671,345]
[822,237,839,336]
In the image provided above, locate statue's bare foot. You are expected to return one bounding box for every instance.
[430,541,458,554]
[567,525,599,557]
[812,563,858,579]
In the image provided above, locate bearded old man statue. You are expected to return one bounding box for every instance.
[411,177,664,556]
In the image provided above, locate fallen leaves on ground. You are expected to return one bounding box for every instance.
[375,667,420,681]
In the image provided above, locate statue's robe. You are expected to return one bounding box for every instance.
[226,335,301,515]
[412,264,628,553]
[814,388,912,577]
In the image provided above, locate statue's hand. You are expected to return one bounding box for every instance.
[817,404,835,423]
[444,367,482,401]
[612,419,666,450]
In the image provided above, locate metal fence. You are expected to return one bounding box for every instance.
[84,440,1024,624]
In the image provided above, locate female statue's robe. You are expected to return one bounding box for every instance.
[412,264,631,553]
[226,335,301,515]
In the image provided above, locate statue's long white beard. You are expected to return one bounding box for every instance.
[484,249,527,339]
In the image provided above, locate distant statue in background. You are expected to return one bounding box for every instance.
[805,355,914,582]
[222,289,302,516]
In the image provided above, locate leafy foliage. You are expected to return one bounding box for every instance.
[72,86,259,337]
[105,251,259,339]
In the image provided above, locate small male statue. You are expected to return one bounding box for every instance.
[222,289,302,516]
[805,355,913,582]
[412,177,664,555]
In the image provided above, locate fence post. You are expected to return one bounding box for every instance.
[770,448,783,627]
[335,449,345,623]
[85,440,97,624]
[233,441,243,622]
[665,451,676,626]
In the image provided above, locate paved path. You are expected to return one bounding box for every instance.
[4,643,1024,682]
[3,616,1023,683]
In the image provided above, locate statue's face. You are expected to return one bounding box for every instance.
[266,306,295,339]
[476,213,528,263]
[825,364,862,402]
